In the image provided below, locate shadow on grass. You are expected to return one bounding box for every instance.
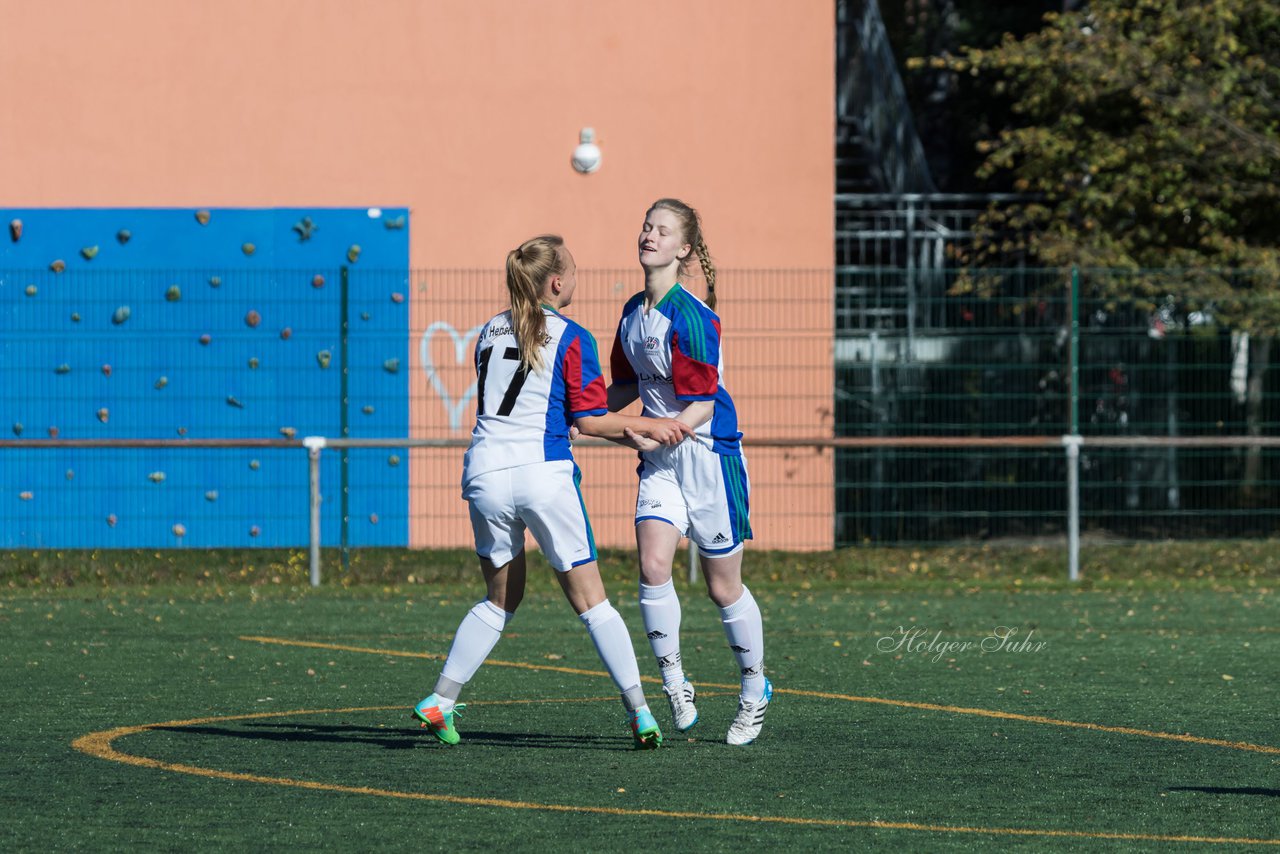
[1167,785,1280,797]
[152,721,626,751]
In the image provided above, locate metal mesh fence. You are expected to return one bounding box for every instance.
[3,265,1277,553]
[834,267,1280,545]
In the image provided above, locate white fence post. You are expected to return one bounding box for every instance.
[1064,435,1082,582]
[304,436,326,587]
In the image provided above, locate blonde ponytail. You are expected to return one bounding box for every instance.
[504,234,565,372]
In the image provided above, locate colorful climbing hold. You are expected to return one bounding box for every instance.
[106,514,117,527]
[8,219,21,241]
[383,358,400,373]
[316,350,332,369]
[50,259,66,273]
[101,364,112,377]
[391,292,404,303]
[280,328,292,340]
[242,242,256,256]
[96,408,109,423]
[245,310,261,327]
[81,245,99,260]
[195,209,211,225]
[312,274,325,288]
[199,334,212,345]
[172,523,186,537]
[148,471,166,483]
[166,284,181,301]
[347,244,361,263]
[112,306,130,324]
[155,376,168,389]
[117,229,131,244]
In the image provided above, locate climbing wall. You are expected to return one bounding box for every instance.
[0,207,410,548]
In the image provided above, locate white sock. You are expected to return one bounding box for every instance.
[639,579,685,688]
[439,599,513,690]
[579,599,644,703]
[720,586,765,701]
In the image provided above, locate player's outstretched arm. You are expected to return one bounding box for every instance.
[575,413,692,445]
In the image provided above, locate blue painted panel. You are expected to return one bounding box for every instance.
[0,208,409,548]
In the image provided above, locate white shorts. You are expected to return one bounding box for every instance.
[635,438,752,557]
[463,459,596,572]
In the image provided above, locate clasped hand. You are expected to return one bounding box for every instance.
[624,418,694,451]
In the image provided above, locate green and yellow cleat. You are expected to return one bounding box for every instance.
[629,707,663,750]
[412,697,465,745]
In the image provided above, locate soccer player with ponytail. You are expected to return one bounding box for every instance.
[412,234,692,749]
[608,199,771,745]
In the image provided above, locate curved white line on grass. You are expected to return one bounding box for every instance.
[65,637,1280,847]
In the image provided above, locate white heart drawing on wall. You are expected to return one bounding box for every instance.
[419,321,485,431]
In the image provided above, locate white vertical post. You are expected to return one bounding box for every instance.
[304,437,326,587]
[688,540,699,584]
[1064,435,1082,582]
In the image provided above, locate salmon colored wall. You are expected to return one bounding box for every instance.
[1,0,836,550]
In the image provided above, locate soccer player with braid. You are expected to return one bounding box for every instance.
[412,234,693,749]
[608,199,772,745]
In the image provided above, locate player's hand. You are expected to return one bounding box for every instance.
[622,427,661,452]
[641,418,694,445]
[569,425,581,441]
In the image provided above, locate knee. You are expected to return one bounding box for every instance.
[705,577,743,608]
[638,554,673,586]
[487,589,522,613]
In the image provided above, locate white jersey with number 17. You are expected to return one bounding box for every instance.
[461,307,608,487]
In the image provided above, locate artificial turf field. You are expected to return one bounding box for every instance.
[3,545,1279,851]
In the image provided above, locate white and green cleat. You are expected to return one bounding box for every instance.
[726,678,772,746]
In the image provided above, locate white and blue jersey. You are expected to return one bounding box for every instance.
[609,284,742,456]
[610,284,751,554]
[462,307,608,486]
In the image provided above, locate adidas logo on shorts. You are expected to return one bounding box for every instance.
[712,532,728,544]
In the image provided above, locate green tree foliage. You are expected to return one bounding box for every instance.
[919,0,1280,327]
